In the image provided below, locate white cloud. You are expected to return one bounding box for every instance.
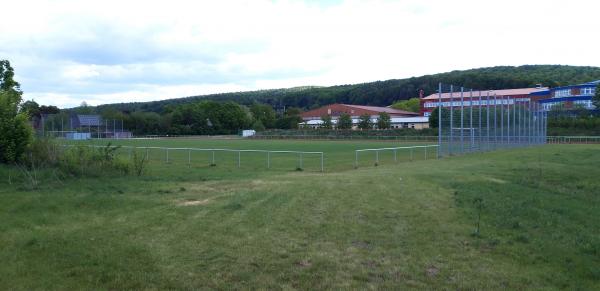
[1,0,599,108]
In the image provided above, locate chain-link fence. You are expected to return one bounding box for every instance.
[434,83,547,157]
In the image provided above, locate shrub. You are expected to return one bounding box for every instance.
[0,91,32,163]
[22,139,131,179]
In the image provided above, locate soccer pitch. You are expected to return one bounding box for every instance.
[67,138,439,172]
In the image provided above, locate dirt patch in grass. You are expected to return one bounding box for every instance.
[295,259,312,268]
[178,199,211,206]
[426,265,439,277]
[484,177,507,184]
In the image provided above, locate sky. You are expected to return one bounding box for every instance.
[1,0,598,108]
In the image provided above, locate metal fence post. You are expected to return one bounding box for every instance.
[355,151,358,168]
[469,89,474,152]
[437,82,442,158]
[528,100,532,146]
[321,153,324,172]
[267,152,271,169]
[449,85,454,155]
[493,94,497,149]
[212,150,216,165]
[238,151,241,168]
[188,149,191,167]
[486,92,490,151]
[500,95,505,147]
[460,87,465,155]
[375,150,379,165]
[394,149,397,162]
[506,96,512,147]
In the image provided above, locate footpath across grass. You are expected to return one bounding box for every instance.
[0,144,598,289]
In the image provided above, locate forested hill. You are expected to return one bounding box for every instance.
[97,65,600,113]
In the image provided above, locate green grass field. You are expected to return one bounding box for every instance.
[66,138,438,172]
[1,139,599,290]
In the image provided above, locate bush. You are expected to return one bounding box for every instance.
[22,139,131,179]
[0,91,32,163]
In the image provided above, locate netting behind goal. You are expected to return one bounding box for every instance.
[435,83,547,157]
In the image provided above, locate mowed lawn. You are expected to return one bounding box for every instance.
[0,142,599,290]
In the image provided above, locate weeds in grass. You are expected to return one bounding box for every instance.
[132,151,148,176]
[472,197,484,237]
[15,162,39,190]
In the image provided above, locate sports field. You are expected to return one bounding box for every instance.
[67,138,438,172]
[1,141,599,290]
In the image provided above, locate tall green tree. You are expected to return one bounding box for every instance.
[21,100,41,118]
[0,60,22,96]
[337,113,353,130]
[320,114,332,129]
[391,98,420,113]
[0,60,32,163]
[250,103,276,129]
[275,107,303,129]
[377,112,391,129]
[357,114,373,130]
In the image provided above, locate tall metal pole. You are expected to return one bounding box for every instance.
[469,89,474,152]
[528,100,532,146]
[486,92,490,151]
[478,90,482,151]
[494,94,498,149]
[460,87,464,155]
[513,98,516,146]
[500,95,505,147]
[449,85,454,155]
[41,115,45,137]
[437,83,442,158]
[321,153,324,173]
[506,96,512,147]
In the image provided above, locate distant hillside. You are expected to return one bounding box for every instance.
[97,65,600,113]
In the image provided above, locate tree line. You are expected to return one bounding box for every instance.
[96,65,600,113]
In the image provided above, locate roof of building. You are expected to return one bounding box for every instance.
[341,104,417,115]
[551,80,600,91]
[301,103,418,118]
[422,88,548,100]
[300,116,429,125]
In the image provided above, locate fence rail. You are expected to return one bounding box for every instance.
[546,136,600,144]
[354,145,439,168]
[61,145,324,172]
[251,135,438,142]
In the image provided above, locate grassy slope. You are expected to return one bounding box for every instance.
[0,144,598,290]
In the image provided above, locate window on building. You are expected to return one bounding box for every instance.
[554,89,571,98]
[581,87,595,95]
[574,100,593,109]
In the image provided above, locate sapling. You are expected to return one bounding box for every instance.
[473,197,484,237]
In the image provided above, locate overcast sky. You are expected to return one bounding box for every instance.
[1,0,598,108]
